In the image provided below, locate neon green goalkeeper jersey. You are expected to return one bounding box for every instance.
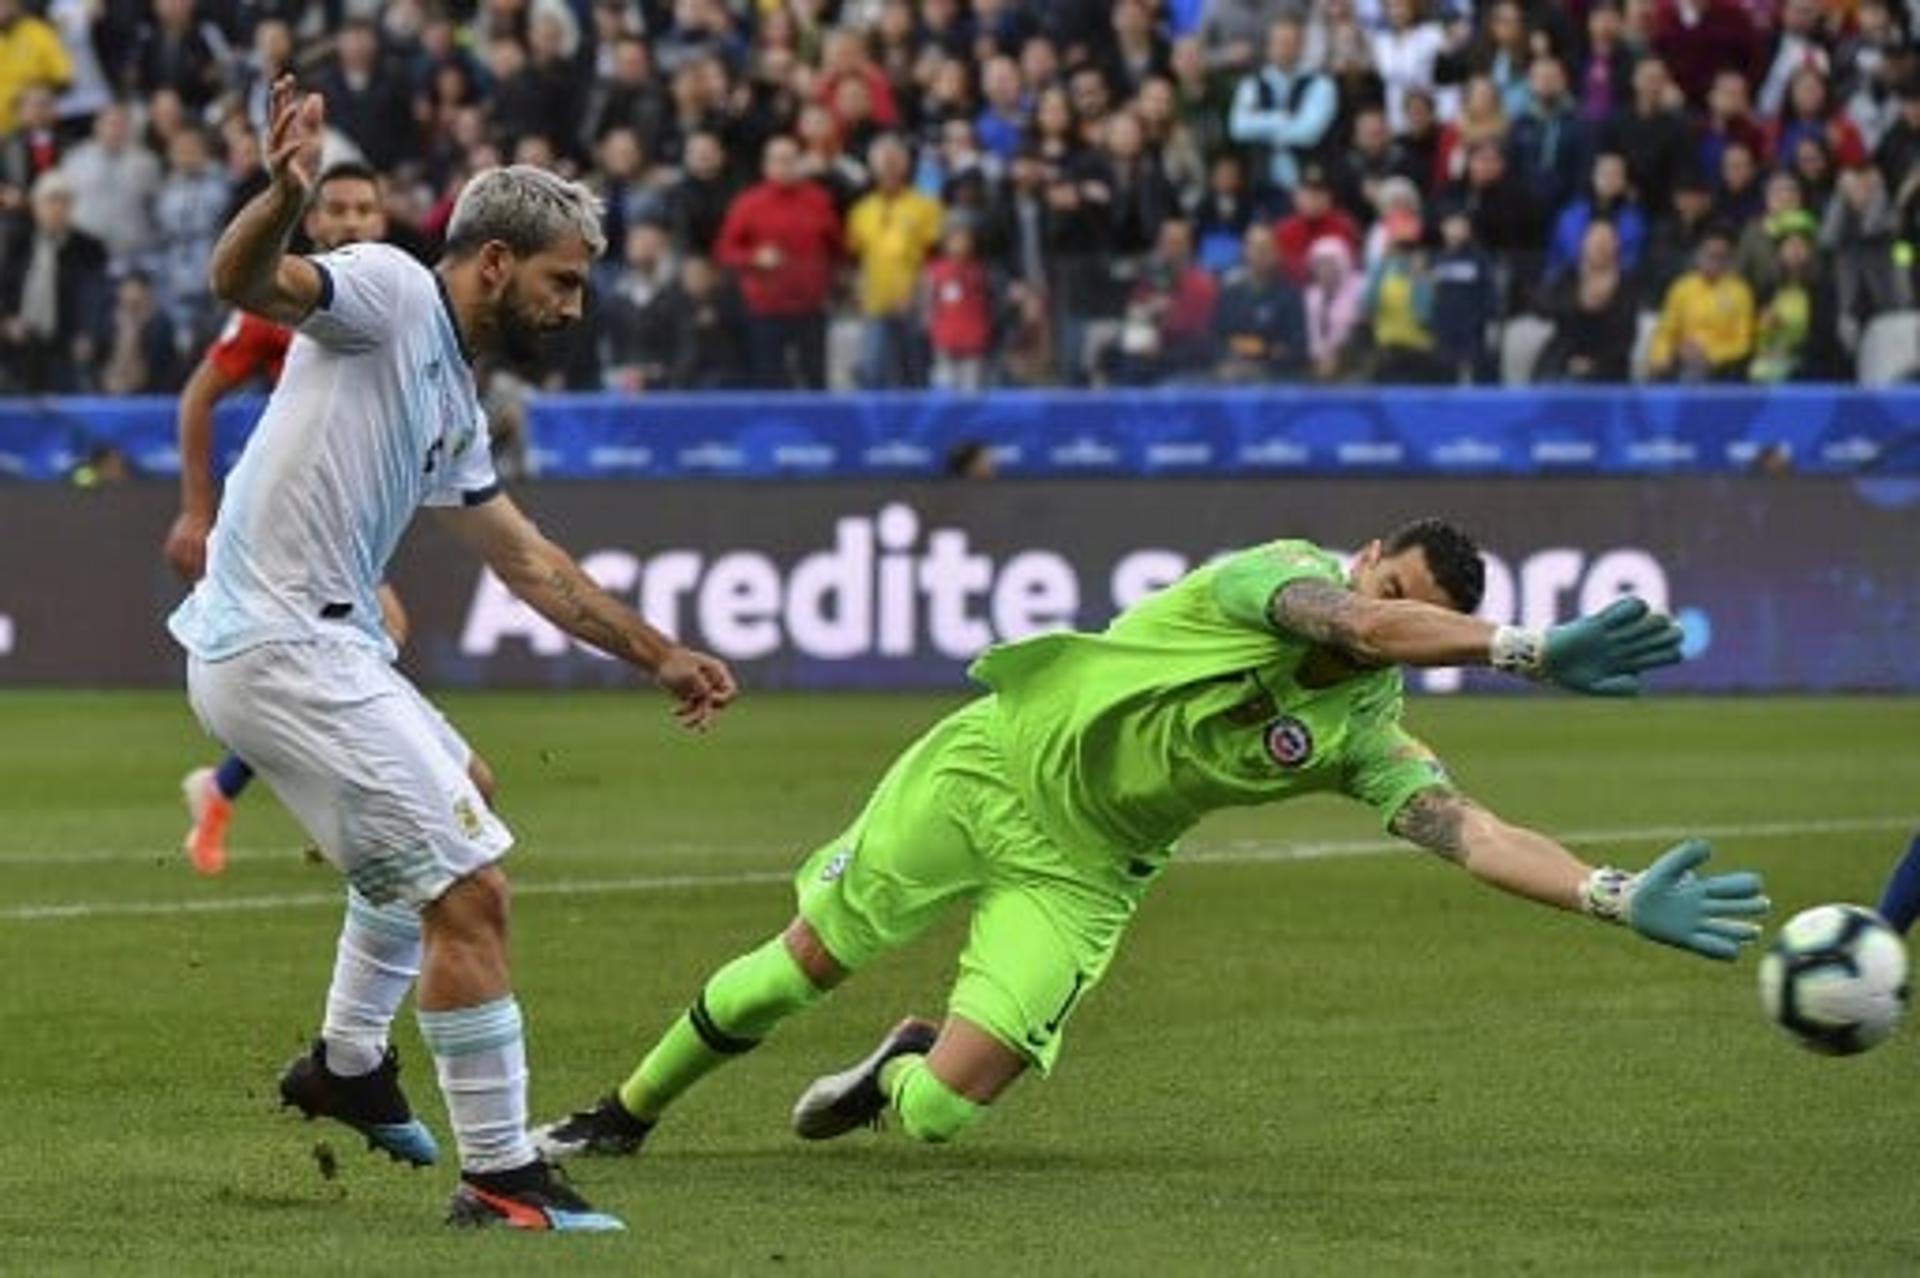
[967,540,1450,862]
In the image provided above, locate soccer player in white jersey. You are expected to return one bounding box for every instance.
[170,77,736,1232]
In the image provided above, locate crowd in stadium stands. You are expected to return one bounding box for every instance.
[0,0,1916,397]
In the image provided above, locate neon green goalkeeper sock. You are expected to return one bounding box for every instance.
[881,1056,982,1144]
[617,936,823,1120]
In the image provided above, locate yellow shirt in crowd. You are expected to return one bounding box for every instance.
[0,12,71,135]
[846,187,943,317]
[1650,271,1757,372]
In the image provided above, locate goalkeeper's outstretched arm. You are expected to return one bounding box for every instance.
[1389,788,1771,961]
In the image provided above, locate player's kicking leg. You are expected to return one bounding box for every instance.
[1876,831,1920,935]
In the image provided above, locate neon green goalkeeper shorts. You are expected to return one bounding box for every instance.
[794,697,1157,1076]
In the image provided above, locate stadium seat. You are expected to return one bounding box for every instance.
[1501,316,1556,386]
[1629,311,1660,383]
[1856,311,1920,386]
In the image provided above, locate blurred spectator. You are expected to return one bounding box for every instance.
[1574,1,1637,123]
[150,124,228,344]
[0,0,73,136]
[1228,15,1339,201]
[45,0,112,130]
[1642,170,1718,294]
[129,0,225,112]
[99,268,180,394]
[1429,206,1497,381]
[0,170,107,392]
[1274,164,1361,281]
[1393,87,1443,197]
[1548,151,1647,279]
[1875,79,1920,194]
[1749,211,1843,383]
[1337,103,1403,219]
[1840,2,1910,150]
[1536,220,1641,383]
[924,218,992,392]
[1110,217,1218,384]
[1137,76,1206,198]
[1435,0,1533,120]
[231,18,295,137]
[975,54,1028,162]
[1171,35,1235,161]
[1303,232,1366,380]
[321,19,418,173]
[1698,68,1766,180]
[847,134,942,388]
[1768,67,1868,173]
[1369,0,1448,134]
[1102,0,1171,101]
[594,127,666,261]
[664,129,734,255]
[1720,139,1758,223]
[588,35,664,147]
[1604,57,1692,217]
[1212,221,1306,381]
[1789,133,1836,212]
[1447,139,1540,264]
[664,254,748,390]
[1364,209,1441,381]
[818,27,899,131]
[1505,57,1590,217]
[797,103,869,213]
[1434,74,1508,187]
[1754,0,1827,120]
[1,86,63,198]
[58,102,161,270]
[1735,170,1808,296]
[1651,0,1759,111]
[1822,164,1911,335]
[1361,173,1423,269]
[598,220,679,391]
[1647,223,1755,381]
[1196,0,1279,73]
[1190,151,1263,273]
[715,135,842,389]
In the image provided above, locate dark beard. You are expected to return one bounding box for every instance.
[497,294,549,371]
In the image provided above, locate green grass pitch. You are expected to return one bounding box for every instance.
[1,690,1916,1275]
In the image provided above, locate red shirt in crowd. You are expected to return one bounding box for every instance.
[1274,209,1362,283]
[715,179,845,317]
[205,309,292,385]
[924,255,991,357]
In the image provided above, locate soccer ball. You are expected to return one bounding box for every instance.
[1758,905,1910,1056]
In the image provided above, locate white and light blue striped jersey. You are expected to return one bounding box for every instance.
[169,243,499,662]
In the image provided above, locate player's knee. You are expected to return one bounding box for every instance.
[467,754,497,808]
[428,865,511,943]
[893,1061,984,1144]
[782,917,850,991]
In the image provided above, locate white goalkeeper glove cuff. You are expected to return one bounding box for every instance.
[1578,866,1638,924]
[1490,625,1545,679]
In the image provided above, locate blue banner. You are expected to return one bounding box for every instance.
[4,386,1917,481]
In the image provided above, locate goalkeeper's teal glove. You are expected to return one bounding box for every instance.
[1579,839,1771,961]
[1491,597,1685,696]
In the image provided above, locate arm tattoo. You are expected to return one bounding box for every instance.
[1390,788,1482,863]
[542,564,639,662]
[1269,579,1369,652]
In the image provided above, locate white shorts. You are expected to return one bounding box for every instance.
[187,639,512,906]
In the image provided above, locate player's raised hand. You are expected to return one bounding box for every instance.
[263,74,324,199]
[1537,596,1684,696]
[655,646,738,731]
[1622,839,1770,961]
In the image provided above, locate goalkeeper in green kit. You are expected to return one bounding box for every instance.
[536,520,1770,1155]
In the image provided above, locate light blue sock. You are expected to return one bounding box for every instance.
[417,996,535,1174]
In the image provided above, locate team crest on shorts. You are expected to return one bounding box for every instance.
[820,848,852,882]
[1264,716,1314,769]
[453,797,484,840]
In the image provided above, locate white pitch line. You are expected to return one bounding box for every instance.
[0,814,1908,925]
